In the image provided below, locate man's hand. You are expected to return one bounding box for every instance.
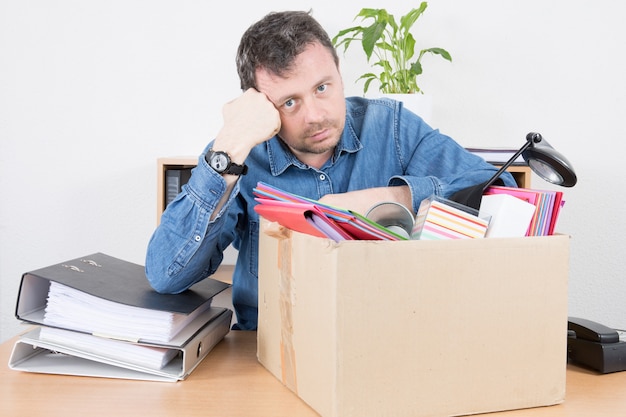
[207,89,281,219]
[318,186,413,216]
[212,88,281,164]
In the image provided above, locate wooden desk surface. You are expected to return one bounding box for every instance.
[2,330,626,417]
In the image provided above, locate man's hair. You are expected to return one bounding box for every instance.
[236,10,339,91]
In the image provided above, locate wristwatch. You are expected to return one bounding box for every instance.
[205,149,248,176]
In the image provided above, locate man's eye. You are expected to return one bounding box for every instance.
[284,99,295,109]
[317,85,327,93]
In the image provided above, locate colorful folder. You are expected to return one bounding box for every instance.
[483,186,564,236]
[253,182,406,241]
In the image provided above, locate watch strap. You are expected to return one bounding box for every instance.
[206,150,248,176]
[223,160,248,176]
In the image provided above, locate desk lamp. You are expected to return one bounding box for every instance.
[450,132,577,210]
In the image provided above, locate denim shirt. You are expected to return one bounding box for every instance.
[145,96,516,330]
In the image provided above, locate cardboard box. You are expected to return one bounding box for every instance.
[257,219,569,417]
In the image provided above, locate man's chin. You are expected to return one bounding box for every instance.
[307,135,341,154]
[280,133,340,156]
[305,142,337,155]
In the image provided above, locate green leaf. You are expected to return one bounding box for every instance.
[400,3,428,33]
[363,77,375,94]
[375,60,393,74]
[410,61,423,77]
[386,11,399,33]
[362,21,386,61]
[333,3,452,94]
[402,34,416,61]
[376,40,395,53]
[356,8,381,20]
[422,47,453,62]
[331,26,364,52]
[332,26,362,42]
[357,72,377,80]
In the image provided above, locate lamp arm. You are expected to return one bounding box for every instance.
[481,139,533,192]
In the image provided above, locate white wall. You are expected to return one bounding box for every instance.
[1,0,624,343]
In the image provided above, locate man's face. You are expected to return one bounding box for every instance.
[255,42,346,168]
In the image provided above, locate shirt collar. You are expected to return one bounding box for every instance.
[265,114,362,176]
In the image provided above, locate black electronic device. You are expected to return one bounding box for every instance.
[567,317,626,374]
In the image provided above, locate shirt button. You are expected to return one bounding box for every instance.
[319,174,326,181]
[194,235,201,242]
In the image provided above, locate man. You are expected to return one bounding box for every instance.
[145,11,516,330]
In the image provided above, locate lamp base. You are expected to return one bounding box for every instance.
[448,179,505,210]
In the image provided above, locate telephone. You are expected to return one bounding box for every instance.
[567,316,626,373]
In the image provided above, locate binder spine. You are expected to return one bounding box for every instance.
[181,309,232,378]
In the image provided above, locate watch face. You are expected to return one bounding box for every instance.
[210,152,229,172]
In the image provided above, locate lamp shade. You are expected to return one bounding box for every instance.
[449,132,577,210]
[522,135,577,187]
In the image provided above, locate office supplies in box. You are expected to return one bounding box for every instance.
[478,193,536,237]
[257,218,569,417]
[411,194,489,240]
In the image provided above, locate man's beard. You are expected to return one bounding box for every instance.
[288,120,342,155]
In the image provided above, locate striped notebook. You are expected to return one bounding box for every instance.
[411,196,490,240]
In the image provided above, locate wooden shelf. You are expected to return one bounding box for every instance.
[499,164,532,188]
[156,157,532,223]
[156,156,198,223]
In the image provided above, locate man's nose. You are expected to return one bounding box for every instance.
[302,97,325,124]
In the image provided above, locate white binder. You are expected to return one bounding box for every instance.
[8,307,232,382]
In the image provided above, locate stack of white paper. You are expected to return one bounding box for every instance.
[44,281,211,343]
[39,326,179,370]
[479,193,537,238]
[11,252,233,382]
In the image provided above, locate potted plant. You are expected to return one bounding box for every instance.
[332,3,452,122]
[332,2,452,95]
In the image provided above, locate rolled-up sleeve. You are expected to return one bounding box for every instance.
[145,152,240,294]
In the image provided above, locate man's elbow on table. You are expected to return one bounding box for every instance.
[144,258,187,294]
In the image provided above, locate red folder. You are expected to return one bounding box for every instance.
[253,182,404,241]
